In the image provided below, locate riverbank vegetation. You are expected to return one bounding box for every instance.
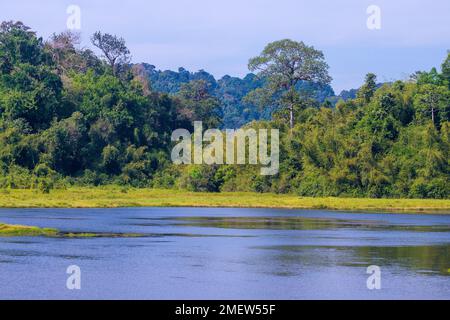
[0,187,449,212]
[0,21,449,199]
[0,222,57,236]
[0,221,146,237]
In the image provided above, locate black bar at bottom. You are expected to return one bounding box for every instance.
[0,300,446,319]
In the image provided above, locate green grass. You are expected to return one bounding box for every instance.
[0,222,146,238]
[62,232,144,238]
[0,223,58,237]
[0,186,449,213]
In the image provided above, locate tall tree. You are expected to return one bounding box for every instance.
[91,31,130,76]
[414,84,450,127]
[357,73,377,103]
[441,51,450,88]
[177,80,221,129]
[0,21,63,131]
[248,39,331,128]
[46,31,102,76]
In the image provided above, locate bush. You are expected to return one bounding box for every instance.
[294,170,335,197]
[34,163,54,177]
[250,175,272,193]
[178,165,220,192]
[0,165,33,189]
[77,169,108,186]
[426,178,449,198]
[37,178,52,194]
[409,177,449,199]
[151,165,181,189]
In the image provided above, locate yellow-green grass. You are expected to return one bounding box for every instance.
[63,232,144,238]
[0,223,147,238]
[0,223,58,237]
[0,187,449,213]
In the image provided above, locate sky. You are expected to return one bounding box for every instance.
[1,0,449,93]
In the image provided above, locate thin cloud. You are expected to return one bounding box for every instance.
[1,0,448,92]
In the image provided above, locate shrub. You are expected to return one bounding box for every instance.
[178,165,220,192]
[37,178,52,194]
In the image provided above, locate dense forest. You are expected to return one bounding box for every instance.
[0,21,449,198]
[142,63,337,128]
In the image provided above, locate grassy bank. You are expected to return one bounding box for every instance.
[0,187,449,213]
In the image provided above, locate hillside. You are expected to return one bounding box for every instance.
[139,63,337,128]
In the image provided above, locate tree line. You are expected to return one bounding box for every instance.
[0,21,448,198]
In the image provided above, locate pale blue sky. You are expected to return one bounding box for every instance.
[2,0,449,92]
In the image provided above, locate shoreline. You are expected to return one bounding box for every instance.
[0,187,449,213]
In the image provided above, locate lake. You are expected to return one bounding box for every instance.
[0,207,449,299]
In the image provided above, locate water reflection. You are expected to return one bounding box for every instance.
[157,216,450,232]
[253,244,449,276]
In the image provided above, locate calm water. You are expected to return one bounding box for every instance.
[0,207,449,299]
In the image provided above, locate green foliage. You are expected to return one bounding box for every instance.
[37,178,52,193]
[0,21,63,131]
[0,21,448,199]
[247,39,332,128]
[413,84,449,127]
[178,165,222,192]
[356,73,377,103]
[441,51,450,87]
[91,31,130,76]
[142,63,335,128]
[176,80,222,129]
